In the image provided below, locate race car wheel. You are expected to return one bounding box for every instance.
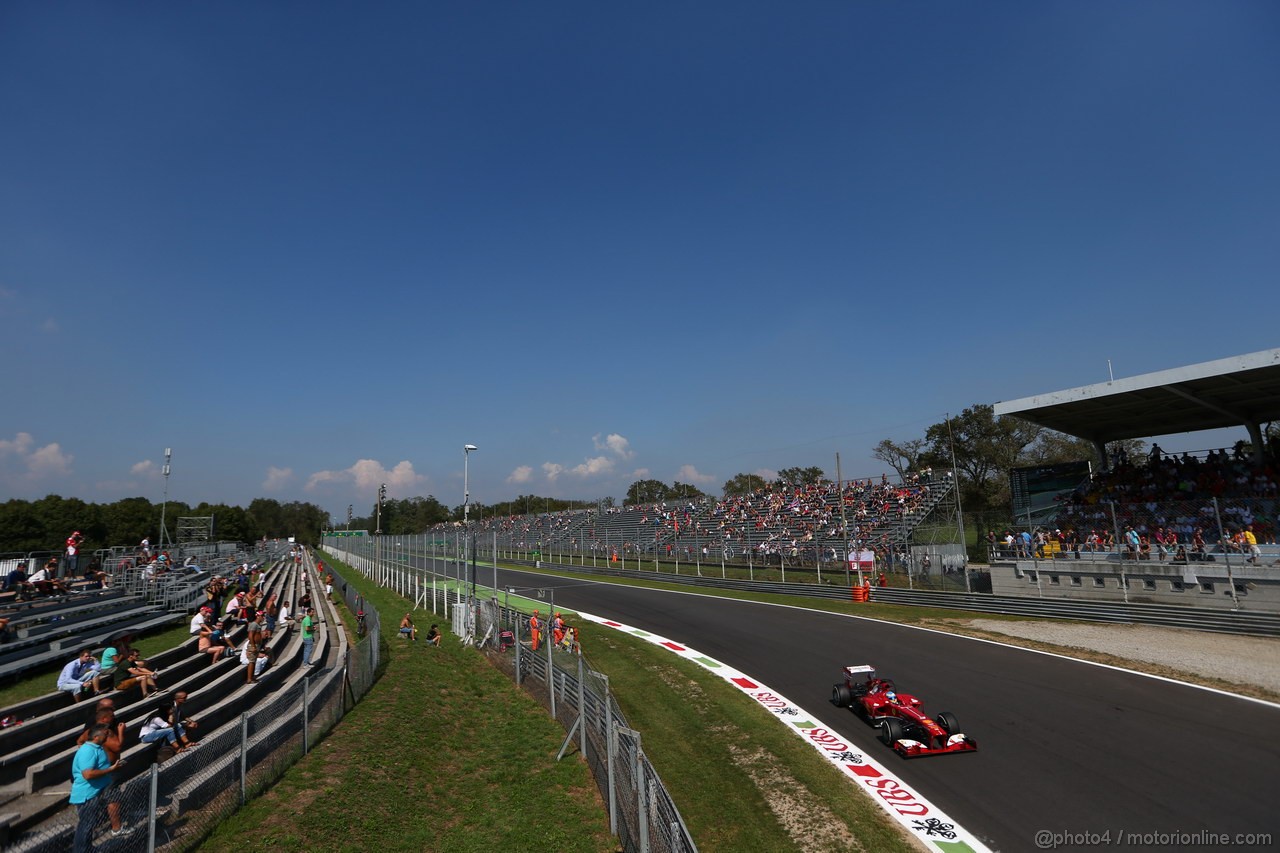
[936,711,959,734]
[832,684,852,707]
[879,718,905,746]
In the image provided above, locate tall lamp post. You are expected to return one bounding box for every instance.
[377,483,386,585]
[158,448,172,549]
[463,444,477,606]
[463,444,478,524]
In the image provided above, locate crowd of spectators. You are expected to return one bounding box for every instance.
[433,471,948,567]
[993,443,1279,563]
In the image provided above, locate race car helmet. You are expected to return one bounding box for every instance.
[885,691,898,703]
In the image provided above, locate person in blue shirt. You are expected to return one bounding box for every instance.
[71,722,122,851]
[57,650,100,702]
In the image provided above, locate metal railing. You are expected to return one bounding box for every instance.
[6,559,381,852]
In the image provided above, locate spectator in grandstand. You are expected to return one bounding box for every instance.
[1124,526,1141,560]
[399,613,417,641]
[65,529,85,577]
[97,636,133,694]
[57,650,100,702]
[139,700,186,753]
[199,620,234,663]
[75,700,127,836]
[301,607,317,665]
[262,595,278,639]
[171,691,199,747]
[1244,525,1261,564]
[120,649,159,698]
[247,609,264,652]
[278,600,294,627]
[1192,528,1207,558]
[4,562,34,598]
[239,638,262,683]
[82,557,107,587]
[190,606,212,635]
[29,560,72,595]
[71,722,124,850]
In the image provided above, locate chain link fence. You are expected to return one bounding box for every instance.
[323,542,698,853]
[7,563,381,853]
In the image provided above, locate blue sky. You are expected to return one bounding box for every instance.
[2,1,1277,520]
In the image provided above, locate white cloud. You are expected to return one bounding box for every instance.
[263,466,293,491]
[507,465,533,484]
[542,454,618,482]
[754,468,778,482]
[0,433,35,456]
[593,433,634,459]
[27,442,73,477]
[305,458,424,496]
[0,432,72,480]
[131,460,156,477]
[40,317,58,334]
[676,464,715,485]
[569,455,614,477]
[632,467,650,478]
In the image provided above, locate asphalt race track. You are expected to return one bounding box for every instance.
[495,566,1280,852]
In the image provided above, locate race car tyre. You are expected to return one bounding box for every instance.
[879,718,905,746]
[936,711,959,734]
[832,684,852,707]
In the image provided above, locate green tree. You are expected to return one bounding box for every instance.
[922,405,1041,512]
[668,481,707,500]
[722,473,768,497]
[774,466,828,487]
[872,438,928,482]
[625,479,670,505]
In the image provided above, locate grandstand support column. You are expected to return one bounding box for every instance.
[1108,502,1130,604]
[945,415,970,592]
[239,712,249,805]
[492,531,498,599]
[838,452,855,586]
[604,675,617,836]
[547,587,556,719]
[147,762,159,852]
[1210,498,1242,608]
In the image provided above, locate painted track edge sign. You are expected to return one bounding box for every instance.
[576,611,994,853]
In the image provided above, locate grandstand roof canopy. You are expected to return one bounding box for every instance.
[993,348,1280,444]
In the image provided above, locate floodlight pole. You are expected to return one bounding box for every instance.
[158,448,172,549]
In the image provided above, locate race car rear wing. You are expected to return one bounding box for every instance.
[842,664,876,679]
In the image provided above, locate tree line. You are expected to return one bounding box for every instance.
[0,495,330,555]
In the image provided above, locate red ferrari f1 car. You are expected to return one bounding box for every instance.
[831,664,977,758]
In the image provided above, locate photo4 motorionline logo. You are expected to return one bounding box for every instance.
[1035,829,1272,849]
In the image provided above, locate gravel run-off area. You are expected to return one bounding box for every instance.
[956,619,1280,697]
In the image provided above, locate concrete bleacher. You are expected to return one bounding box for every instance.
[0,547,347,846]
[0,591,179,684]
